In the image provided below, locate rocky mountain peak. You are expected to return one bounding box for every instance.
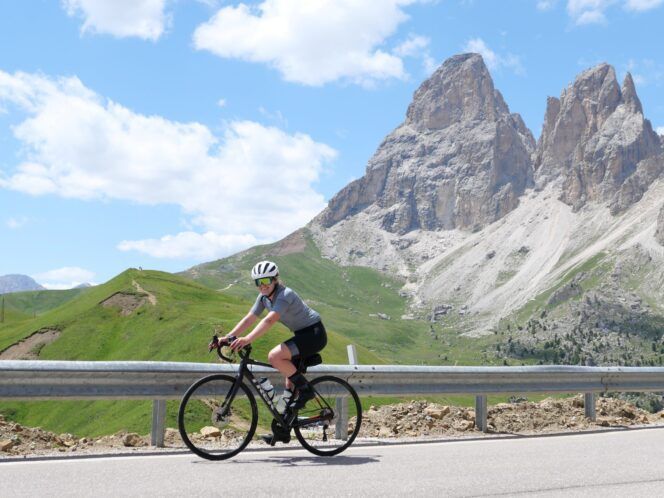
[621,72,642,114]
[535,62,662,211]
[313,55,663,274]
[405,53,509,131]
[315,53,535,235]
[568,63,621,124]
[0,274,45,295]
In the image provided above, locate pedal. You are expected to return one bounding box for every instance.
[260,434,277,446]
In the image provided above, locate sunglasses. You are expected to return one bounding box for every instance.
[255,277,275,287]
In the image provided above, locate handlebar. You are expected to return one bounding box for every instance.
[208,334,251,363]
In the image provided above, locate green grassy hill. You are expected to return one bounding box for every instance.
[1,287,88,322]
[0,268,382,437]
[181,228,499,366]
[0,302,30,323]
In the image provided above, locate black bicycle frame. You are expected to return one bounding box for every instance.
[225,352,334,430]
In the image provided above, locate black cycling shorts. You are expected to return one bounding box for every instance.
[284,321,327,358]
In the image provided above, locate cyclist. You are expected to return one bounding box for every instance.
[224,260,327,444]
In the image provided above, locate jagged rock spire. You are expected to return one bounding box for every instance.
[621,72,642,114]
[316,53,535,234]
[405,53,509,130]
[535,63,662,211]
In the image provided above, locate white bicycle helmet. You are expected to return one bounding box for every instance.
[251,261,279,280]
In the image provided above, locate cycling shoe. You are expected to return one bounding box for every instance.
[290,385,315,410]
[260,432,291,446]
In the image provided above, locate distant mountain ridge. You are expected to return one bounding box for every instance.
[0,275,45,295]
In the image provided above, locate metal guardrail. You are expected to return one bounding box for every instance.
[1,346,663,445]
[3,361,664,398]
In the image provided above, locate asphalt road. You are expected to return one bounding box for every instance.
[2,428,663,497]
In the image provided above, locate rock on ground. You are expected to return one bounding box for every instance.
[356,395,662,438]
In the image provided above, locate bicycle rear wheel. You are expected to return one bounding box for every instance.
[293,375,362,456]
[178,374,257,460]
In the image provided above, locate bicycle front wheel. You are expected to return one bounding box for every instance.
[293,375,362,456]
[178,374,257,461]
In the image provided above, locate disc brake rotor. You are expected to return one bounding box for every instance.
[212,404,231,427]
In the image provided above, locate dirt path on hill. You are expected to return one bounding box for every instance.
[132,280,157,305]
[0,329,61,360]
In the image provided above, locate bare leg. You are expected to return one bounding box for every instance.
[268,344,296,388]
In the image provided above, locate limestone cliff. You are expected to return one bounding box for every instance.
[534,65,662,212]
[316,53,535,234]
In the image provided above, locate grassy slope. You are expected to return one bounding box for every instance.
[0,288,87,319]
[0,305,30,324]
[182,229,496,366]
[0,269,382,437]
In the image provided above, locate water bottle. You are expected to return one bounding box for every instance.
[257,377,275,401]
[276,388,293,414]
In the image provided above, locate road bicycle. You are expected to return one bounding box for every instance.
[178,335,362,461]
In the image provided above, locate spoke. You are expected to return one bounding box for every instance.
[293,376,362,456]
[178,375,257,461]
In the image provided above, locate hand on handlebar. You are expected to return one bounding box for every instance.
[229,336,250,351]
[208,335,235,352]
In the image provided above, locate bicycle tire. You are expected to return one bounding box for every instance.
[293,375,362,456]
[178,374,257,461]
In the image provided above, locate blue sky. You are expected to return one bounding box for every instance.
[1,0,663,288]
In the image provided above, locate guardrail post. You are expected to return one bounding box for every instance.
[151,399,166,447]
[347,344,358,365]
[335,345,357,440]
[475,395,487,432]
[584,392,596,421]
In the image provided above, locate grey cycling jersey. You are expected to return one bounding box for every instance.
[250,284,321,332]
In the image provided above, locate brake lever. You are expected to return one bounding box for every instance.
[208,335,220,352]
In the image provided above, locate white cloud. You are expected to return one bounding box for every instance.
[258,106,288,127]
[463,38,525,75]
[394,34,429,57]
[394,34,438,75]
[62,0,171,40]
[566,0,662,24]
[118,231,260,259]
[656,126,664,135]
[623,58,664,86]
[567,0,612,24]
[217,98,227,108]
[624,0,663,11]
[32,266,96,289]
[6,217,28,229]
[537,0,559,10]
[192,0,421,86]
[0,70,337,260]
[422,54,439,75]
